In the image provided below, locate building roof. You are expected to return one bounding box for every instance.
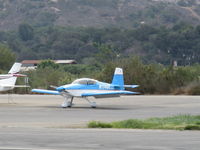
[21,60,42,64]
[21,60,77,64]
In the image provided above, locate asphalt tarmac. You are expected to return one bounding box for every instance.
[0,128,199,150]
[0,95,199,149]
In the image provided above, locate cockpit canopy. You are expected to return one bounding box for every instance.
[72,78,97,85]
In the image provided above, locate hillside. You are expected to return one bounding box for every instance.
[0,0,200,30]
[0,0,200,95]
[0,0,199,65]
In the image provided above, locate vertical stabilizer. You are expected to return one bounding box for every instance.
[8,63,22,74]
[111,68,124,90]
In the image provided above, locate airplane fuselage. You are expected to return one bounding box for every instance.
[57,81,121,97]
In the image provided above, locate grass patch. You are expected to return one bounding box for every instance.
[88,121,112,128]
[88,115,200,130]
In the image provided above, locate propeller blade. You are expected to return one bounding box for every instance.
[50,85,58,89]
[56,86,65,92]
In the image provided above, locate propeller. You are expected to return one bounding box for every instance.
[50,85,65,92]
[50,85,58,89]
[56,86,65,92]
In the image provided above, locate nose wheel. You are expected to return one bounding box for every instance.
[61,96,74,108]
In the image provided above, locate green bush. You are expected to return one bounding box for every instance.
[184,125,200,130]
[187,84,200,95]
[38,59,59,69]
[88,121,112,128]
[96,57,200,94]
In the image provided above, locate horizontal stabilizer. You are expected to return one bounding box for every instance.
[111,84,139,89]
[0,84,14,88]
[124,85,139,88]
[1,85,30,88]
[32,89,60,95]
[14,85,30,88]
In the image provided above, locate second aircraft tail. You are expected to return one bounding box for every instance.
[8,63,22,74]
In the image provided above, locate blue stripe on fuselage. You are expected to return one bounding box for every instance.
[61,82,116,91]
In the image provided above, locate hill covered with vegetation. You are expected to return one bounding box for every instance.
[0,23,199,65]
[0,0,199,94]
[0,0,200,30]
[0,0,199,65]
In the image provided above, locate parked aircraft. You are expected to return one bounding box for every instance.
[32,68,139,108]
[0,63,27,92]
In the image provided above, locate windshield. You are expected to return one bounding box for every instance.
[72,78,97,85]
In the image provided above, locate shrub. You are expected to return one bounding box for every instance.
[88,121,112,128]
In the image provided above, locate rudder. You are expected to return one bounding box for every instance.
[8,63,22,74]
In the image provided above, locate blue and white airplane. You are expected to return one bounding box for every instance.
[32,68,139,108]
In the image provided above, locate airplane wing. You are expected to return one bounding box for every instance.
[81,90,138,98]
[31,89,60,95]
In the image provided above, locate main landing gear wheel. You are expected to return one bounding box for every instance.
[91,102,96,108]
[84,97,97,108]
[61,97,73,108]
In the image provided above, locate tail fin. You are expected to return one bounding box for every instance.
[111,68,124,90]
[8,63,22,74]
[0,63,21,89]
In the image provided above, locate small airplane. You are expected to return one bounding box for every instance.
[32,68,139,108]
[0,62,27,92]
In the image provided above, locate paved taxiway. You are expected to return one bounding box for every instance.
[0,95,199,149]
[0,128,200,150]
[0,95,199,128]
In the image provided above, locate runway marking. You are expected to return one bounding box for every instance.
[0,147,55,150]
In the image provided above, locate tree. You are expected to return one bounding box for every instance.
[0,44,15,70]
[37,59,59,69]
[93,43,118,64]
[18,23,34,41]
